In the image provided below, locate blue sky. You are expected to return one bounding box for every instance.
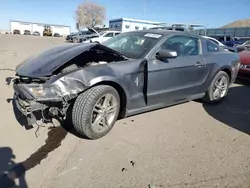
[1,0,250,32]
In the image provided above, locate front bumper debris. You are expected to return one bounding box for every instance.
[13,93,46,125]
[13,82,67,126]
[13,82,48,125]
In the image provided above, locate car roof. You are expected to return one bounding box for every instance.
[125,29,202,38]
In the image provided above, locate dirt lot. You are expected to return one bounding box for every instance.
[0,34,250,188]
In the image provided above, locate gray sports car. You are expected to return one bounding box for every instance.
[12,30,240,139]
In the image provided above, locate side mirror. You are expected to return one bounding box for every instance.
[155,50,177,61]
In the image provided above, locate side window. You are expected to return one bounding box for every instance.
[115,32,120,36]
[208,38,219,45]
[103,33,114,37]
[207,40,219,52]
[86,31,92,35]
[160,35,199,56]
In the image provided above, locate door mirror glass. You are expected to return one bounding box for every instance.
[155,50,177,61]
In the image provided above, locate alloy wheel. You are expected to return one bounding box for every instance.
[90,93,118,133]
[212,75,228,100]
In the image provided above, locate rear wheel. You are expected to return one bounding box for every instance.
[72,85,120,139]
[203,71,230,104]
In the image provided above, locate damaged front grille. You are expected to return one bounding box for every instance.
[14,94,31,116]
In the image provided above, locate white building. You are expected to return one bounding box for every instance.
[109,18,163,32]
[10,20,71,36]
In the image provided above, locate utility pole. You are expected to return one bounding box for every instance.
[143,0,147,20]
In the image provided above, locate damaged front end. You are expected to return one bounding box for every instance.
[12,43,129,126]
[13,77,70,126]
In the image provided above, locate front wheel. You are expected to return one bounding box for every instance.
[72,85,120,139]
[202,71,230,104]
[72,37,78,43]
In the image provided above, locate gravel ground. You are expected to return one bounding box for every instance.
[0,34,249,188]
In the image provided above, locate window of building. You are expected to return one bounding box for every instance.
[235,28,247,37]
[125,25,130,29]
[135,26,139,30]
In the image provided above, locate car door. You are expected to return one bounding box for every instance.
[146,35,207,105]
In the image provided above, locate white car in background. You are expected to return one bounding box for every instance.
[202,36,237,52]
[84,31,121,44]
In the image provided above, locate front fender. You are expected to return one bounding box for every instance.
[48,68,130,102]
[88,76,130,99]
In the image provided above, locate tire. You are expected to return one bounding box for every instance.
[72,85,120,139]
[72,37,78,43]
[202,71,230,104]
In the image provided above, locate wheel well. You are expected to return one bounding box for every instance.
[221,68,232,82]
[94,81,127,120]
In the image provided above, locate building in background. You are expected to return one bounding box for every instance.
[10,20,71,36]
[109,18,162,32]
[195,27,250,37]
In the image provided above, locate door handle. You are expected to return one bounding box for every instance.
[194,62,202,67]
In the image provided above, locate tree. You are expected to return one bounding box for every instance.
[75,1,106,30]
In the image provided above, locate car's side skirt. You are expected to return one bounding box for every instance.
[125,93,205,118]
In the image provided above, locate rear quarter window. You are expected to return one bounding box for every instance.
[207,40,220,52]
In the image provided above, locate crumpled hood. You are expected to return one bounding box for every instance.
[15,43,98,77]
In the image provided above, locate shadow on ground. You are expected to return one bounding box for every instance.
[202,81,250,135]
[2,95,69,188]
[0,126,68,188]
[0,147,28,188]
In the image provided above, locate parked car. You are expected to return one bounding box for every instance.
[13,29,20,34]
[209,36,240,47]
[235,40,250,52]
[24,30,31,35]
[54,33,60,37]
[202,36,236,52]
[12,30,240,140]
[84,31,121,43]
[202,36,225,46]
[33,31,40,36]
[237,50,250,79]
[66,27,99,43]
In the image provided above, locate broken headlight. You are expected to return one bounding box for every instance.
[26,85,57,98]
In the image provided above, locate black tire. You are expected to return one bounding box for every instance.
[202,71,230,104]
[72,85,120,139]
[72,37,78,43]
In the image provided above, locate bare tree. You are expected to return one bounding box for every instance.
[75,1,106,30]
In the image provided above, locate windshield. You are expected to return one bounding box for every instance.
[99,31,107,36]
[102,32,163,59]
